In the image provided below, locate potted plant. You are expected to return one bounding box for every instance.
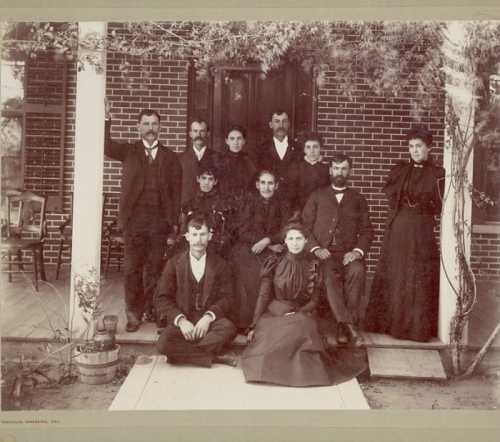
[72,268,120,385]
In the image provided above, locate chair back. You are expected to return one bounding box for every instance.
[7,191,47,240]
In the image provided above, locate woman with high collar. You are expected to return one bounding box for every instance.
[241,223,366,387]
[365,126,445,342]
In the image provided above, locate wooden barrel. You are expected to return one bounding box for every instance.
[74,345,120,385]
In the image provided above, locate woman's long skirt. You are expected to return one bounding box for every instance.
[365,206,440,342]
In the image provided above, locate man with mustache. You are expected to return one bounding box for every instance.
[156,213,238,367]
[179,119,220,206]
[104,99,182,332]
[256,110,301,207]
[302,153,373,345]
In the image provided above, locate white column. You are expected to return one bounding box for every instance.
[439,21,474,344]
[69,22,107,339]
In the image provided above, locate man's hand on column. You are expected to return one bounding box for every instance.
[104,96,111,120]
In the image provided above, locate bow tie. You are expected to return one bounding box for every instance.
[413,163,424,168]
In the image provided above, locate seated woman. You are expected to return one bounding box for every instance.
[241,223,365,387]
[230,170,291,331]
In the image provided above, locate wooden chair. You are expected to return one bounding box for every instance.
[103,215,124,277]
[55,194,109,280]
[1,190,47,291]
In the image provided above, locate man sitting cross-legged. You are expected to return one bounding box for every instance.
[156,213,238,367]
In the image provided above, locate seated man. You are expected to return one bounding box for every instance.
[302,153,373,345]
[179,166,235,257]
[156,214,238,367]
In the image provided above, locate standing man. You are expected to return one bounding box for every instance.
[257,109,300,206]
[104,99,182,332]
[302,153,373,345]
[179,119,220,206]
[156,214,238,367]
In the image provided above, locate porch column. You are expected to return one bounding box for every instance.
[439,21,475,344]
[69,22,107,338]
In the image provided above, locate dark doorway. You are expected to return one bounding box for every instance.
[188,63,315,155]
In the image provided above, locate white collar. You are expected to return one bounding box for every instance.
[331,185,347,192]
[192,145,207,161]
[142,139,158,149]
[189,252,207,282]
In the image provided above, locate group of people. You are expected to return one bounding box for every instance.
[104,99,445,387]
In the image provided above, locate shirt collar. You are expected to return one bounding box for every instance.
[331,185,347,192]
[190,251,207,262]
[273,136,288,147]
[304,155,323,165]
[193,145,207,160]
[142,139,158,149]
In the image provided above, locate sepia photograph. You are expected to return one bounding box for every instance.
[1,15,499,418]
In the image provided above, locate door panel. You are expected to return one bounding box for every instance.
[189,64,314,156]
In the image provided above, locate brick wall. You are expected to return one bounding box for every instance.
[38,28,499,282]
[471,232,500,281]
[316,71,445,274]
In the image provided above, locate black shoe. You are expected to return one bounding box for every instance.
[345,323,363,346]
[336,323,350,345]
[337,322,362,346]
[214,352,238,367]
[126,312,141,333]
[142,310,156,323]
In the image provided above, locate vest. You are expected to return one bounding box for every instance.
[130,156,164,231]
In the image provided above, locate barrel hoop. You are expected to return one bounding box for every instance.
[75,359,118,369]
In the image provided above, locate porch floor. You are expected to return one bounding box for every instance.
[109,354,369,410]
[1,265,499,349]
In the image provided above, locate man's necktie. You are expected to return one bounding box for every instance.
[145,148,155,164]
[332,188,346,195]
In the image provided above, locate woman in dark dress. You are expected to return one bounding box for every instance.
[365,126,445,342]
[230,170,291,330]
[289,132,330,213]
[241,223,366,387]
[216,125,258,207]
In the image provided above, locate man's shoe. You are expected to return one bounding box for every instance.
[336,322,350,345]
[345,323,363,346]
[126,312,141,333]
[214,352,238,367]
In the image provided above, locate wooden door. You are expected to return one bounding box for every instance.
[189,63,315,156]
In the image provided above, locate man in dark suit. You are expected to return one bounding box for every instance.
[302,153,373,345]
[156,214,238,367]
[179,119,220,206]
[104,99,182,332]
[256,110,300,206]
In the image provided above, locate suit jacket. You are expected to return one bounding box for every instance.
[302,186,373,255]
[156,250,233,325]
[104,120,182,231]
[383,160,445,227]
[178,147,220,205]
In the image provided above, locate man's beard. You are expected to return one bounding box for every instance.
[330,175,347,187]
